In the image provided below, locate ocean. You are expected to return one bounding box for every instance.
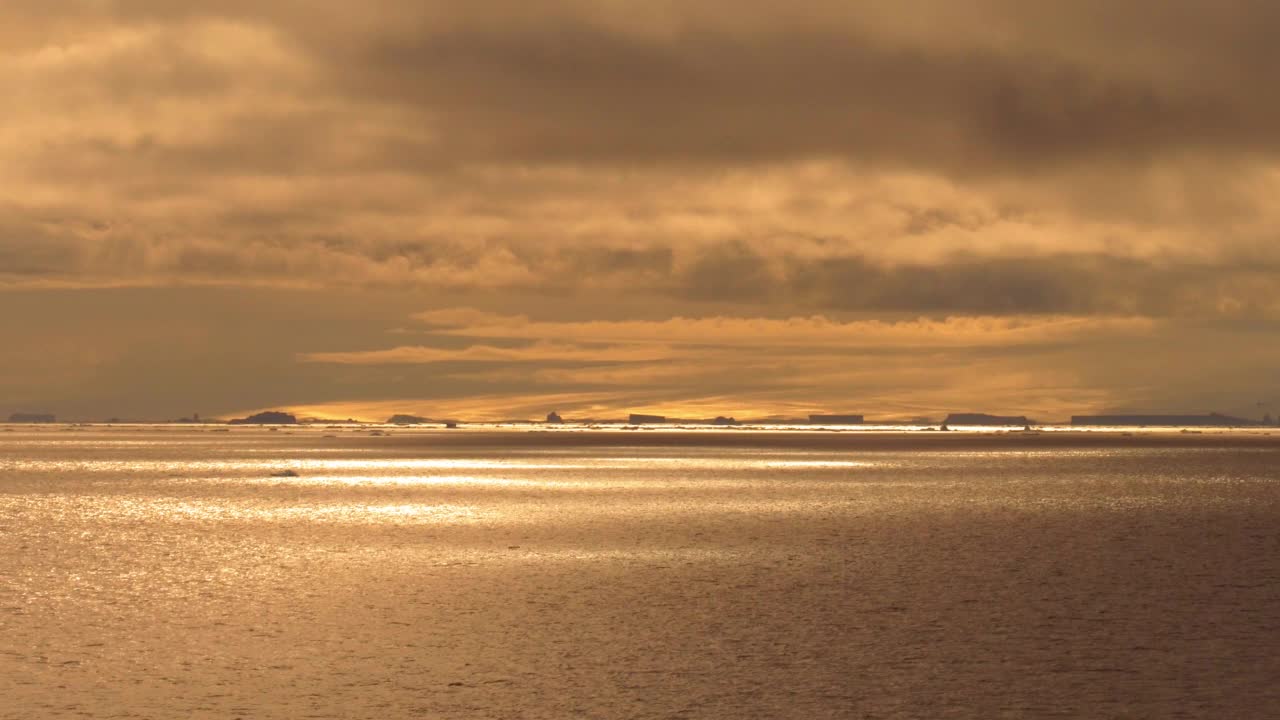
[3,425,1279,718]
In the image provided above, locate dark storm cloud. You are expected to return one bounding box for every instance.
[667,247,1280,319]
[6,220,1280,320]
[279,0,1280,173]
[781,254,1148,316]
[11,1,1280,175]
[10,1,1280,221]
[336,21,1269,171]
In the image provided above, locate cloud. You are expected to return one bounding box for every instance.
[5,2,1280,420]
[284,309,1170,420]
[333,10,1276,173]
[301,341,677,364]
[407,309,1159,347]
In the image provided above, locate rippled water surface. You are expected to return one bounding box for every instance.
[3,425,1280,718]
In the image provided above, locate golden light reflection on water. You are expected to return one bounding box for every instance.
[241,474,878,488]
[13,429,1268,541]
[251,474,545,487]
[9,496,487,524]
[0,458,584,473]
[757,460,879,468]
[1,456,889,475]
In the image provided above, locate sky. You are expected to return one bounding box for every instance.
[4,1,1280,422]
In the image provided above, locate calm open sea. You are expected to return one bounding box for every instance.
[3,425,1279,718]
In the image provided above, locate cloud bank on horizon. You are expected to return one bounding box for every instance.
[3,1,1280,421]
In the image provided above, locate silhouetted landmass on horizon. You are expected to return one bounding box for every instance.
[8,413,55,423]
[11,406,1276,427]
[809,414,865,424]
[1072,413,1266,427]
[387,414,430,425]
[944,413,1032,426]
[227,411,298,425]
[628,414,747,425]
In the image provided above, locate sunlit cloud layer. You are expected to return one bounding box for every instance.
[4,2,1280,420]
[402,310,1158,347]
